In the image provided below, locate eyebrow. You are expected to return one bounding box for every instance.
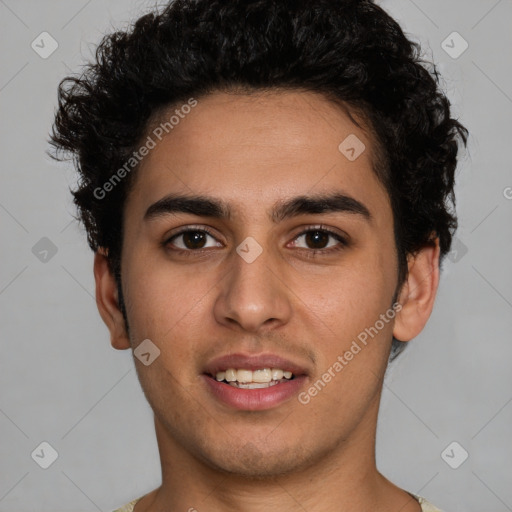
[144,192,372,223]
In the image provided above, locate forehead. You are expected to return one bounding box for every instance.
[127,90,390,221]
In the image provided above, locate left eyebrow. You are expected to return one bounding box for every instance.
[144,192,372,223]
[270,193,372,223]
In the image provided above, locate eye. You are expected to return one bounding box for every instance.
[165,227,222,251]
[290,226,347,253]
[163,225,348,256]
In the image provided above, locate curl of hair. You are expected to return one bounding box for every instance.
[51,0,468,359]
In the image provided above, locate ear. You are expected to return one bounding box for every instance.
[393,238,440,342]
[93,250,131,350]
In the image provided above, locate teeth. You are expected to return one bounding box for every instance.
[271,368,284,380]
[231,381,280,389]
[253,368,272,383]
[214,367,294,383]
[225,369,237,382]
[237,369,253,382]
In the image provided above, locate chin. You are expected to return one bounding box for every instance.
[197,438,319,480]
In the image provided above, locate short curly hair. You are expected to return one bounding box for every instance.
[50,0,468,359]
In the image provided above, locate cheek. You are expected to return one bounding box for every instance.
[298,263,396,413]
[312,256,395,341]
[122,255,218,357]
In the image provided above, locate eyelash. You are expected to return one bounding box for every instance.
[163,224,348,258]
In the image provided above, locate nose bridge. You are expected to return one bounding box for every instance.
[213,237,292,331]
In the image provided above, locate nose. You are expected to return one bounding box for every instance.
[213,243,293,333]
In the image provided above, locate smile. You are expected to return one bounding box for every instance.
[215,367,294,388]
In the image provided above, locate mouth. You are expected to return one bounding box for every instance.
[202,353,309,410]
[211,367,295,387]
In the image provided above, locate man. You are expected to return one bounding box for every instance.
[51,1,467,510]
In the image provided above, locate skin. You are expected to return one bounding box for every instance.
[94,90,439,512]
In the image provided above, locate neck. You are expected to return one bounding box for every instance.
[136,393,420,512]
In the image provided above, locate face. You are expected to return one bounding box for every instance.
[106,90,404,476]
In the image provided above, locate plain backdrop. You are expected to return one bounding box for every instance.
[1,1,511,511]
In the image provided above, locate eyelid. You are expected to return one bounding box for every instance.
[289,224,348,242]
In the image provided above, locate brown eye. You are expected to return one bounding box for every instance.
[292,228,346,252]
[304,230,330,249]
[181,231,208,249]
[166,228,221,251]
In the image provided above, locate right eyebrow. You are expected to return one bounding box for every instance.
[144,194,231,221]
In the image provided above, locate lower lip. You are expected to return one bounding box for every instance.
[202,375,307,411]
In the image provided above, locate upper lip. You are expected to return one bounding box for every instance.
[203,353,310,377]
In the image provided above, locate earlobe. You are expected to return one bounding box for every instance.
[393,238,440,342]
[93,250,131,350]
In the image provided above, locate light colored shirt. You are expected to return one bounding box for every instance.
[113,493,443,511]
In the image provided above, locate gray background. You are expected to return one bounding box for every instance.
[0,0,511,511]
